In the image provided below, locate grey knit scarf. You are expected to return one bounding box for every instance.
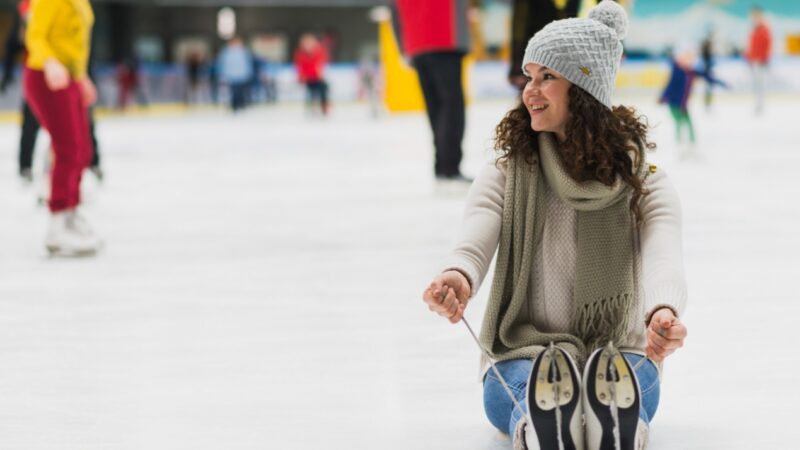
[478,132,645,366]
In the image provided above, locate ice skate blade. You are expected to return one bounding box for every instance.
[526,346,582,450]
[47,245,99,258]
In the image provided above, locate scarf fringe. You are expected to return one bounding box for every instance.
[573,293,633,351]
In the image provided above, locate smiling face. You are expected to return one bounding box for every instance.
[522,63,573,141]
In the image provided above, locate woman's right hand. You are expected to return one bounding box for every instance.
[44,59,69,91]
[422,270,471,324]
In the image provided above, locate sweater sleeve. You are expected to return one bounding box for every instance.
[639,169,688,323]
[441,163,506,297]
[25,0,59,69]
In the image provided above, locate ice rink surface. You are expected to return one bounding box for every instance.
[1,94,798,449]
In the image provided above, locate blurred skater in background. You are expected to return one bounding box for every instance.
[3,0,102,183]
[217,36,254,113]
[659,44,727,157]
[394,0,472,183]
[294,33,330,116]
[745,5,771,115]
[23,0,102,255]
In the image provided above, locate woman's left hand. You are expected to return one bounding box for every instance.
[645,307,687,362]
[78,77,97,107]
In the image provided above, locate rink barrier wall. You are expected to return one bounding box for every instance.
[0,57,798,115]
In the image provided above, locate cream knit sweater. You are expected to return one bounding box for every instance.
[444,162,687,356]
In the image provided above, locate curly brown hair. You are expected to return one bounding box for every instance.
[495,85,655,222]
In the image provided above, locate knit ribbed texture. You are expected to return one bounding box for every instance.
[478,132,646,366]
[521,0,627,108]
[533,184,577,331]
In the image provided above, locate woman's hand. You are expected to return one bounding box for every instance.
[78,77,97,107]
[645,307,687,362]
[422,270,471,323]
[44,59,69,91]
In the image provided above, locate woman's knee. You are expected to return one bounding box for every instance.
[482,359,532,433]
[624,353,661,423]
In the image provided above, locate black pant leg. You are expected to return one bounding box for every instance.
[427,53,465,177]
[318,81,329,111]
[307,82,320,105]
[19,101,40,172]
[231,83,246,111]
[89,109,100,167]
[412,54,444,175]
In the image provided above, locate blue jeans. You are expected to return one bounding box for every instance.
[483,353,660,437]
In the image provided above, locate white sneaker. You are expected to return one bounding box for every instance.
[522,344,584,450]
[46,209,102,257]
[582,344,642,450]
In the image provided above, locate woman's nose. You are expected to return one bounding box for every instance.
[525,82,540,96]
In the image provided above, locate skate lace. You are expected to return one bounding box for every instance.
[464,318,570,450]
[461,318,530,427]
[550,347,566,450]
[607,348,622,450]
[631,354,654,372]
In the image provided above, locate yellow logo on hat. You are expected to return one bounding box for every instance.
[579,66,591,76]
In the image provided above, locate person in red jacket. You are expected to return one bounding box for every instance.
[746,5,771,115]
[294,33,329,116]
[394,0,472,182]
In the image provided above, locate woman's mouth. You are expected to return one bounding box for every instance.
[529,103,548,114]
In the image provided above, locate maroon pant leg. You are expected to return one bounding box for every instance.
[23,68,92,213]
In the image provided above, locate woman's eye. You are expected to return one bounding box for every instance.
[543,73,555,80]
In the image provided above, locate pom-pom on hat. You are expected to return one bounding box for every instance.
[522,0,628,108]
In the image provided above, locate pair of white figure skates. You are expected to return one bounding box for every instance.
[518,343,647,450]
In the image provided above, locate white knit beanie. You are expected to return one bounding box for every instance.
[521,0,628,108]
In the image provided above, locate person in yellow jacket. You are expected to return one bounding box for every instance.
[23,0,102,256]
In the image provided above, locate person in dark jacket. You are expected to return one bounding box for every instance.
[507,0,580,91]
[394,0,472,182]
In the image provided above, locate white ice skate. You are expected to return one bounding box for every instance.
[523,343,584,450]
[46,209,102,257]
[582,343,647,450]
